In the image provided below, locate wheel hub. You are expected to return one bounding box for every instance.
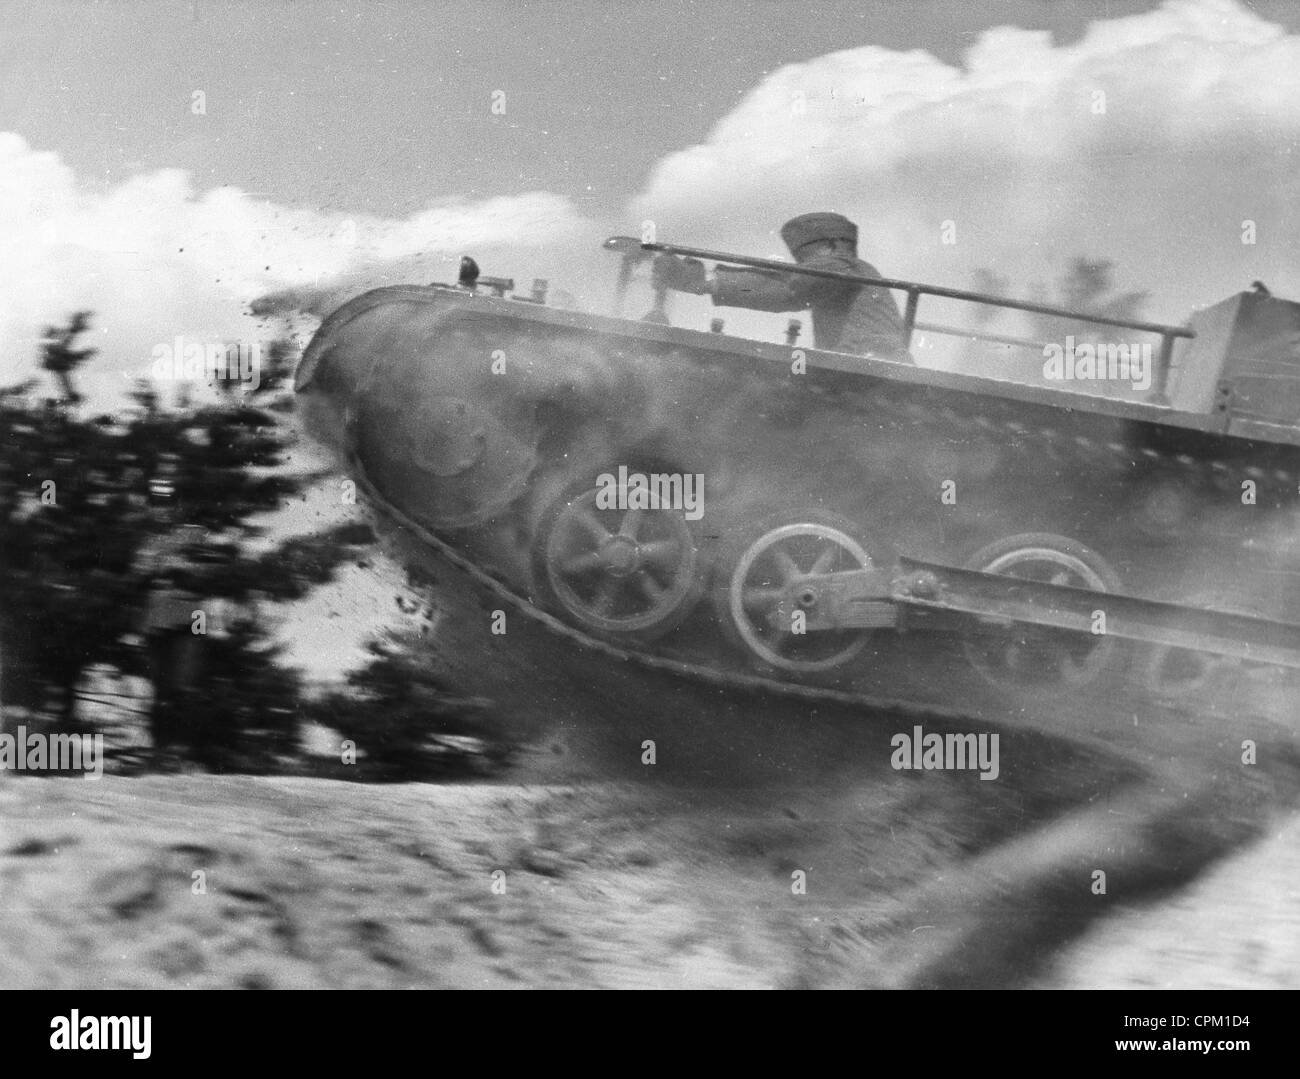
[721,517,877,675]
[600,535,641,576]
[539,486,701,638]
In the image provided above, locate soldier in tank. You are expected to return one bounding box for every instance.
[652,212,913,362]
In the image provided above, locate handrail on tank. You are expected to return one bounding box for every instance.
[912,320,1049,352]
[630,238,1195,399]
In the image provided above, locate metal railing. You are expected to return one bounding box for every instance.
[635,239,1195,398]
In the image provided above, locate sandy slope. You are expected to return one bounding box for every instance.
[1039,811,1300,990]
[3,741,1295,989]
[1,762,1073,990]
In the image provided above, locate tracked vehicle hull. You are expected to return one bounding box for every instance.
[297,279,1300,713]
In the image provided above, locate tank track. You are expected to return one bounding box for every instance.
[348,451,1183,768]
[350,453,972,713]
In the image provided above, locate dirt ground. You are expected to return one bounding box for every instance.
[3,750,1295,989]
[0,767,1032,989]
[1039,810,1300,990]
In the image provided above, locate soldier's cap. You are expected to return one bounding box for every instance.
[781,212,858,255]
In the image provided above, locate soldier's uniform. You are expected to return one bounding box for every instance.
[676,213,912,361]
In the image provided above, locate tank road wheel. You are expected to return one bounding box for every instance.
[960,532,1124,698]
[532,485,701,642]
[1142,642,1229,701]
[714,512,879,677]
[1139,591,1265,702]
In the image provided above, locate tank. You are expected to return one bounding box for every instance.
[294,238,1300,710]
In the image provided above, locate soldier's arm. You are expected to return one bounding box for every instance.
[709,266,814,313]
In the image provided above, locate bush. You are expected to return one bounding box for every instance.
[0,313,371,769]
[310,632,516,780]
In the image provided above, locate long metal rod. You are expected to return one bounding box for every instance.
[912,320,1047,351]
[641,240,1195,340]
[893,558,1300,668]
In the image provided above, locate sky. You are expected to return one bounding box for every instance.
[3,0,1300,390]
[2,0,1189,214]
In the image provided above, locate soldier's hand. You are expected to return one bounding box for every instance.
[651,254,684,290]
[652,254,708,295]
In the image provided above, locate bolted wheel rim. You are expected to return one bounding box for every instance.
[543,489,698,636]
[726,522,874,673]
[1140,592,1263,700]
[962,538,1120,695]
[1143,644,1223,699]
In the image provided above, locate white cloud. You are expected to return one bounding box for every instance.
[630,0,1300,345]
[0,131,598,399]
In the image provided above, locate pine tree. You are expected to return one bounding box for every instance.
[0,315,372,769]
[1027,257,1150,345]
[961,259,1151,388]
